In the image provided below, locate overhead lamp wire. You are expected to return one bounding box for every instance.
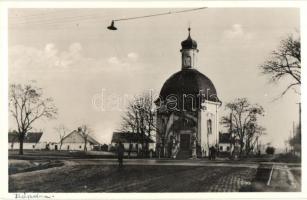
[113,7,207,22]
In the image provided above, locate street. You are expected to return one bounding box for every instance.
[9,158,301,192]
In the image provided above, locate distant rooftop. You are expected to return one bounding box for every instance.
[8,131,43,143]
[62,130,101,145]
[219,132,231,143]
[111,132,154,144]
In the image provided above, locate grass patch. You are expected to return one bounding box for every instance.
[272,153,301,163]
[9,160,64,175]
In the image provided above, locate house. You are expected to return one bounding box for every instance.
[9,131,43,150]
[27,141,57,150]
[111,132,155,153]
[35,141,49,150]
[219,132,231,153]
[60,128,101,151]
[218,132,244,158]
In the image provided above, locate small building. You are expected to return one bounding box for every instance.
[46,142,59,150]
[218,132,243,158]
[219,132,231,153]
[35,141,49,150]
[9,131,43,150]
[111,132,155,152]
[61,129,100,151]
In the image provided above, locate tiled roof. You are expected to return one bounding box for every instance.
[8,131,43,143]
[219,133,231,143]
[62,130,101,145]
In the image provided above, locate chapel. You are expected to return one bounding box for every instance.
[155,28,222,159]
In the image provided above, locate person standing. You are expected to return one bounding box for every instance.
[128,143,132,159]
[209,146,212,160]
[117,141,125,167]
[212,146,216,160]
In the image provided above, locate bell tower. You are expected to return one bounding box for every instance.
[180,27,199,69]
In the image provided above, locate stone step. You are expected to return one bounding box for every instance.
[176,150,191,159]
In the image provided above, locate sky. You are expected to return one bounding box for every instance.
[8,8,300,149]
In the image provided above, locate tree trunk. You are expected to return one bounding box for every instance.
[84,138,87,152]
[239,140,244,157]
[19,139,24,155]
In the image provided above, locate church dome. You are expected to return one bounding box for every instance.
[181,28,197,50]
[159,69,220,110]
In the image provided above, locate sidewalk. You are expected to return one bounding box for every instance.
[251,163,301,192]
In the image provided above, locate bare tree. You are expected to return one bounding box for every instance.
[78,125,92,152]
[120,91,157,156]
[9,82,57,155]
[54,124,68,150]
[260,35,301,97]
[244,124,266,155]
[221,98,265,156]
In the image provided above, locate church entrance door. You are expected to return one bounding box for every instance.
[180,134,190,150]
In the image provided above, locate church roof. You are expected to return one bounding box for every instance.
[159,68,220,105]
[157,28,221,111]
[181,28,197,50]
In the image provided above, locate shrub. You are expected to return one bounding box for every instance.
[265,146,275,155]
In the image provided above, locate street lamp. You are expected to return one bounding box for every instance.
[107,20,117,30]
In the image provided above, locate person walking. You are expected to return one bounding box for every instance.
[117,141,125,167]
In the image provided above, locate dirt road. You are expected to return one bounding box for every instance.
[10,161,256,192]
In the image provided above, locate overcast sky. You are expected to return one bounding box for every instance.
[8,8,300,148]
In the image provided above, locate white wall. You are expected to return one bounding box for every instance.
[61,143,93,151]
[111,142,155,151]
[200,101,220,154]
[9,142,37,150]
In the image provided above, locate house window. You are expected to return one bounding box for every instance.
[79,145,82,149]
[207,119,212,134]
[220,146,223,151]
[227,146,230,151]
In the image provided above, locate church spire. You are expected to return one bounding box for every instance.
[180,28,199,69]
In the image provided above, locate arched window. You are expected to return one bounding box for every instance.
[184,56,191,67]
[207,119,212,134]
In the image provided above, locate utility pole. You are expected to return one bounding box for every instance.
[296,102,301,157]
[293,121,295,139]
[289,130,293,153]
[229,111,233,156]
[297,102,301,133]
